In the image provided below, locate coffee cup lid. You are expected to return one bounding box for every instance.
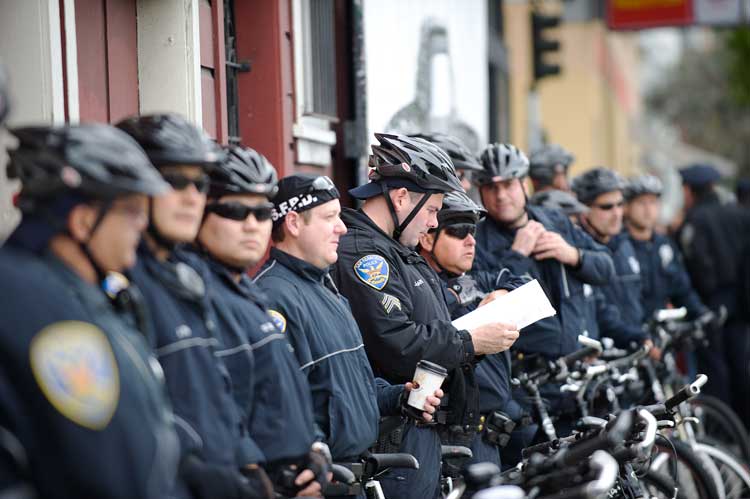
[416,360,448,377]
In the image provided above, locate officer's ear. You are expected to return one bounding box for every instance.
[284,210,302,238]
[67,203,99,243]
[419,231,435,252]
[389,187,411,214]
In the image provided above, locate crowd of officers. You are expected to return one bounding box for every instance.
[1,64,749,499]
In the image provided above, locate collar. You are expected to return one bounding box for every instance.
[269,246,330,284]
[340,207,417,258]
[42,249,110,309]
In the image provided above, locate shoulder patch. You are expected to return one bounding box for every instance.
[30,321,120,430]
[267,310,287,333]
[354,254,390,291]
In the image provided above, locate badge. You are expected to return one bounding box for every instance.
[268,310,287,333]
[30,321,120,430]
[628,256,641,275]
[354,255,390,291]
[381,293,402,314]
[583,283,593,297]
[659,243,674,269]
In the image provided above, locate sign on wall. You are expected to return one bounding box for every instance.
[362,0,488,153]
[607,0,749,29]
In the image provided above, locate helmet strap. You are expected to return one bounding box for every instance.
[75,199,113,286]
[382,183,432,242]
[145,197,177,253]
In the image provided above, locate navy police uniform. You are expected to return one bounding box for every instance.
[598,232,644,330]
[333,208,476,499]
[0,242,180,499]
[254,247,393,462]
[130,244,263,497]
[629,233,707,320]
[192,251,317,465]
[580,283,646,347]
[473,205,615,358]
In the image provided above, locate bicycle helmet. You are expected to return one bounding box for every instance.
[475,143,529,186]
[571,167,625,205]
[9,124,169,205]
[409,132,482,172]
[624,174,663,201]
[438,190,486,226]
[116,113,224,169]
[529,144,574,185]
[208,145,278,199]
[530,189,589,216]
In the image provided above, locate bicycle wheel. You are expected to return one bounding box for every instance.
[690,396,750,465]
[694,442,750,499]
[639,471,690,499]
[651,438,722,499]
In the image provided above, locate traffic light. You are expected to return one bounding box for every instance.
[531,12,562,81]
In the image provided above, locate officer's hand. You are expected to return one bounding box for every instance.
[469,323,519,355]
[294,469,323,497]
[532,231,580,266]
[404,382,444,422]
[511,221,546,256]
[478,289,509,307]
[644,339,662,361]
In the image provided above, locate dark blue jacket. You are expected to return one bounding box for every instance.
[334,208,482,443]
[254,248,390,460]
[599,233,644,328]
[580,283,646,347]
[193,252,317,464]
[129,244,262,483]
[630,232,708,320]
[0,244,180,499]
[438,270,524,415]
[473,205,615,358]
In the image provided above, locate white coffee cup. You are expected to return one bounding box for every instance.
[407,360,448,411]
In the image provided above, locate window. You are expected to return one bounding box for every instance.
[296,0,337,118]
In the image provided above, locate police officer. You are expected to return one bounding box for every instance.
[194,147,329,497]
[571,168,651,349]
[409,132,483,192]
[1,123,180,498]
[677,164,750,424]
[254,173,442,498]
[333,134,518,499]
[417,191,526,468]
[117,114,271,499]
[473,145,615,359]
[528,144,574,194]
[624,175,708,321]
[532,188,645,348]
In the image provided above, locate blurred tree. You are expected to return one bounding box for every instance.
[646,32,750,178]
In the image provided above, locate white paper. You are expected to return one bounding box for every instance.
[451,279,556,331]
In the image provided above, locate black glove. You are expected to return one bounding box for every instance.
[302,444,331,489]
[179,454,263,499]
[240,466,275,499]
[399,388,435,424]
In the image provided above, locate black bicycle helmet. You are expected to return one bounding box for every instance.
[571,167,625,205]
[529,144,574,184]
[367,133,463,193]
[475,143,529,186]
[624,174,663,201]
[208,145,278,199]
[116,113,224,169]
[9,124,169,205]
[409,132,482,172]
[438,190,486,226]
[0,64,10,126]
[530,189,589,216]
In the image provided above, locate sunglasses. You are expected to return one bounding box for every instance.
[442,223,476,240]
[205,202,274,222]
[310,175,336,192]
[592,200,625,211]
[163,172,210,194]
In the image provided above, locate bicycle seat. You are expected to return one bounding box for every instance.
[464,462,502,489]
[441,445,473,460]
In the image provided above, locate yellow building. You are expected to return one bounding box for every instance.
[503,1,642,178]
